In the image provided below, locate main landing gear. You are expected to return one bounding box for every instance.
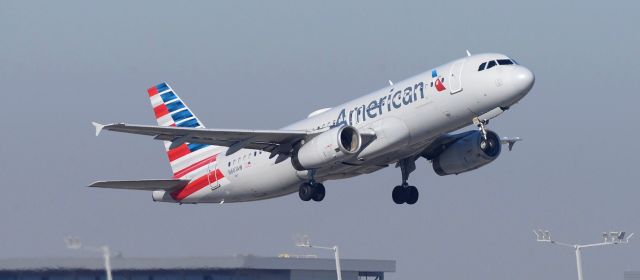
[392,158,419,205]
[298,181,326,202]
[299,169,325,202]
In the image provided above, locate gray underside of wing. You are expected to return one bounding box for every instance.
[420,131,476,160]
[95,123,311,152]
[88,179,190,191]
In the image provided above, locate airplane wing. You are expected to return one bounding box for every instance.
[500,136,522,151]
[93,122,312,155]
[420,131,476,160]
[88,179,190,191]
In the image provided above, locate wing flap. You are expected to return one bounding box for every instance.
[88,179,190,191]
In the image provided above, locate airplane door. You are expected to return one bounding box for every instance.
[449,60,465,94]
[207,157,221,190]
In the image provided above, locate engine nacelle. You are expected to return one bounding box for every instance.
[292,126,362,170]
[432,130,501,176]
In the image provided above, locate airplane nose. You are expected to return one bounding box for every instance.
[511,66,535,94]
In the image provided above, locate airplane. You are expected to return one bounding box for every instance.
[90,52,534,205]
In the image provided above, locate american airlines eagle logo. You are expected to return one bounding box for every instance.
[432,69,446,92]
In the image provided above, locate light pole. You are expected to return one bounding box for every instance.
[295,235,342,280]
[64,236,113,280]
[534,229,633,280]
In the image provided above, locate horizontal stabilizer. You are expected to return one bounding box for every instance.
[88,179,190,191]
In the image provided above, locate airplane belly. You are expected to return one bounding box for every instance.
[190,154,303,203]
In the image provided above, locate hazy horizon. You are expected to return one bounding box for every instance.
[1,1,639,280]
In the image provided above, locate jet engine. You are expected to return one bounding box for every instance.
[292,126,362,170]
[432,130,501,176]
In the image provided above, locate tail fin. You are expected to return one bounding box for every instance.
[147,82,220,179]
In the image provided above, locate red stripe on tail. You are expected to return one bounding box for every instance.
[167,144,191,162]
[173,154,218,179]
[147,86,159,97]
[171,169,225,201]
[153,104,169,118]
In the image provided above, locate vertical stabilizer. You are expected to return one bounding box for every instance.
[147,82,220,179]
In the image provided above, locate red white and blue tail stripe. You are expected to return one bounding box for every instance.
[147,82,221,180]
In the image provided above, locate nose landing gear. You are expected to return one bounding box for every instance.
[473,117,490,140]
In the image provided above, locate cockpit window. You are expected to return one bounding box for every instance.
[497,59,514,65]
[478,62,487,71]
[478,58,518,71]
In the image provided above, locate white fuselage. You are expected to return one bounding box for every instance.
[160,53,534,203]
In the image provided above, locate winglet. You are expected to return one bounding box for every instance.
[500,137,522,151]
[92,122,105,136]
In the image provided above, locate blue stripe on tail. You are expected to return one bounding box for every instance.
[161,91,178,102]
[171,109,193,122]
[188,143,207,152]
[156,83,170,93]
[166,100,185,112]
[177,118,199,128]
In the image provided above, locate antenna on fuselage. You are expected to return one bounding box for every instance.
[466,50,471,56]
[388,80,394,86]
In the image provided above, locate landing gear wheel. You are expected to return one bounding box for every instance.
[406,186,419,205]
[298,183,313,201]
[311,183,325,202]
[394,157,418,205]
[392,186,405,204]
[392,185,419,204]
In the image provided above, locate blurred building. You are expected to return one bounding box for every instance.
[0,255,394,280]
[626,271,640,280]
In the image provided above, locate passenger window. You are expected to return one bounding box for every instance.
[478,62,487,71]
[487,60,497,69]
[497,59,514,65]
